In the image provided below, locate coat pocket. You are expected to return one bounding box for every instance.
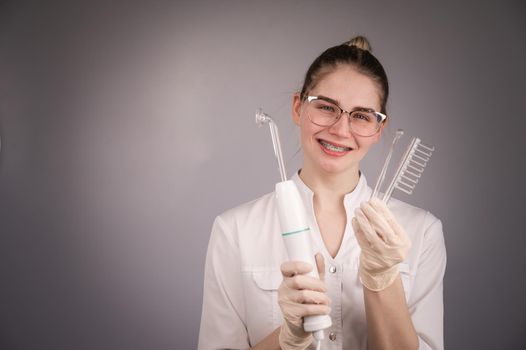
[243,269,283,345]
[251,270,283,324]
[252,270,283,290]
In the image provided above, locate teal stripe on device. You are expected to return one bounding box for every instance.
[282,227,310,236]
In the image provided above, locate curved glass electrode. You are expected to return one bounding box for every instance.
[255,109,287,182]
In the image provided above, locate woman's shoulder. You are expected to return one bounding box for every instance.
[385,197,444,249]
[217,191,276,223]
[212,190,286,266]
[213,191,281,243]
[387,197,446,271]
[386,196,441,230]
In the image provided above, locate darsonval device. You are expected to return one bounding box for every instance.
[256,109,331,349]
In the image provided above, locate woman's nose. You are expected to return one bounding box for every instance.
[328,112,352,137]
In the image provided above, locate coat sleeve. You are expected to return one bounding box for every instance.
[198,215,249,350]
[410,216,447,350]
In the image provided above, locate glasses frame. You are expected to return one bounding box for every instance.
[304,95,388,137]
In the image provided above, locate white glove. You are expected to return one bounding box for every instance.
[278,253,331,350]
[351,197,411,291]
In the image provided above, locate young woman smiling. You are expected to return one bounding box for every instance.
[199,36,446,350]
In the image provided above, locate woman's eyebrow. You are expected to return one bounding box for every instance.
[316,95,340,106]
[351,106,376,113]
[317,95,376,112]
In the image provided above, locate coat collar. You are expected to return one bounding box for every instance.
[290,170,370,207]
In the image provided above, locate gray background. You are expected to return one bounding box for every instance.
[1,0,525,349]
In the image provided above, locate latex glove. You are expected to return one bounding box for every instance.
[351,197,411,291]
[278,253,331,350]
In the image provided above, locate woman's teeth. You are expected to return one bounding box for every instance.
[319,140,351,152]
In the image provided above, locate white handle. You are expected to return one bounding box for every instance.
[275,181,332,333]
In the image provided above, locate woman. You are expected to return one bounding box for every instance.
[198,36,446,350]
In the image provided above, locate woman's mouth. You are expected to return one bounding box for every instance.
[318,139,353,156]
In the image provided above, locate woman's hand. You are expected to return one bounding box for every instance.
[352,197,411,292]
[278,253,331,350]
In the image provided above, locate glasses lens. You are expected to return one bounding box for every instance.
[349,111,382,136]
[306,97,384,136]
[307,98,340,126]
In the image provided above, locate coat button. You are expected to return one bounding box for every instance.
[329,332,337,341]
[329,266,337,273]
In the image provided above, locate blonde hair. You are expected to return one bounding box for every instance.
[299,35,389,113]
[343,36,372,52]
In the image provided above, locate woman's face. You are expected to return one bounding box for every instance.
[292,65,383,176]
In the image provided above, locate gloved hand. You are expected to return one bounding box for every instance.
[351,197,411,291]
[278,253,331,350]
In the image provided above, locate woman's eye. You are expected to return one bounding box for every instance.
[319,104,336,113]
[353,113,371,122]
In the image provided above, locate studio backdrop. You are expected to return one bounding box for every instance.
[0,1,525,349]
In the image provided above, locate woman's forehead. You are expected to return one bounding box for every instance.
[311,66,382,110]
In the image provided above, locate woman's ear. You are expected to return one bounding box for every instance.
[291,93,302,126]
[372,124,385,144]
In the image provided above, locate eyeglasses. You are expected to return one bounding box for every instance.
[304,95,388,137]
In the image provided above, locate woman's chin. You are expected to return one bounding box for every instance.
[317,161,357,176]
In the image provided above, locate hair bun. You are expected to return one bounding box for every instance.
[344,36,372,52]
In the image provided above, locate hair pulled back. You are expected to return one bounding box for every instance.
[300,36,389,114]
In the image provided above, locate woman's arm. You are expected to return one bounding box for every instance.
[352,198,418,350]
[365,216,446,350]
[363,276,418,350]
[353,199,446,350]
[404,218,446,350]
[249,328,281,350]
[198,216,249,350]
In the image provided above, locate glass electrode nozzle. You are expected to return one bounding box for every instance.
[255,109,287,182]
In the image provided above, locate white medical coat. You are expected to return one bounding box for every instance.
[198,172,446,350]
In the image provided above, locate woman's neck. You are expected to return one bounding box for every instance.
[298,163,360,204]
